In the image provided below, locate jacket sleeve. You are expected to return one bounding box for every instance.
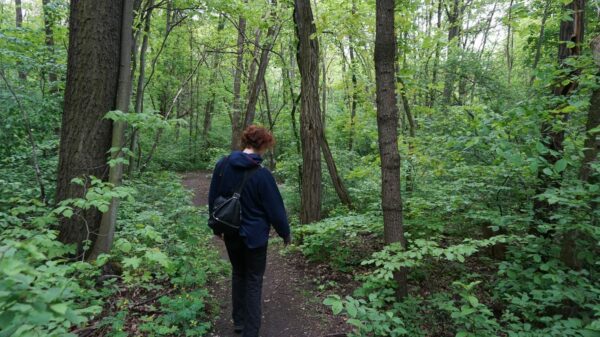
[259,170,291,239]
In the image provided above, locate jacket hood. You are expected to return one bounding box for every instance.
[228,151,263,169]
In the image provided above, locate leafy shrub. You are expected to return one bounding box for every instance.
[295,213,383,271]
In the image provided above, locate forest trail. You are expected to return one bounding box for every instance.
[180,171,349,337]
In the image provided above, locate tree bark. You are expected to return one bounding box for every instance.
[231,15,247,150]
[129,0,154,175]
[442,0,463,104]
[534,0,585,231]
[56,0,124,257]
[375,0,408,299]
[530,0,551,84]
[561,35,599,269]
[294,0,323,224]
[15,0,27,80]
[89,0,134,260]
[244,6,280,128]
[42,0,57,87]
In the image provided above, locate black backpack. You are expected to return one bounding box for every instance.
[208,158,260,236]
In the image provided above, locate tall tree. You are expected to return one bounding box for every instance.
[15,0,26,80]
[561,35,599,269]
[230,14,247,150]
[375,0,408,298]
[294,0,323,223]
[42,0,57,87]
[442,0,464,104]
[56,0,124,256]
[244,0,280,128]
[129,0,155,175]
[533,0,585,231]
[89,0,134,260]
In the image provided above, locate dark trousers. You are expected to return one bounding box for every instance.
[224,235,267,337]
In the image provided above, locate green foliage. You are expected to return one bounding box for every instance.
[0,201,101,337]
[295,213,383,271]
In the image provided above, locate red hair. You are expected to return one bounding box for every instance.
[241,125,275,151]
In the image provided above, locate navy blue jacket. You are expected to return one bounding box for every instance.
[208,151,290,248]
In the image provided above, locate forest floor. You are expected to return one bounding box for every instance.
[180,171,350,337]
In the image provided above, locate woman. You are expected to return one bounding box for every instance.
[208,125,291,337]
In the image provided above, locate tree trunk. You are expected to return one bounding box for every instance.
[89,0,134,260]
[244,9,279,128]
[375,0,408,299]
[231,15,247,150]
[442,0,463,104]
[42,0,57,87]
[561,35,599,269]
[506,0,515,84]
[428,0,442,107]
[129,0,154,175]
[201,17,225,144]
[56,0,124,257]
[294,0,322,224]
[533,0,584,236]
[348,36,358,150]
[530,0,550,84]
[15,0,27,80]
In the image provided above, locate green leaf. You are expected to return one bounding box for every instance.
[331,301,343,315]
[50,303,69,315]
[554,159,567,173]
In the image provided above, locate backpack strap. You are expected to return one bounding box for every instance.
[233,166,261,197]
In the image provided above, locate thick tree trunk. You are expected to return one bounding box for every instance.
[375,0,408,299]
[294,0,322,224]
[231,15,247,150]
[56,0,124,257]
[561,35,599,269]
[533,0,585,231]
[90,0,134,260]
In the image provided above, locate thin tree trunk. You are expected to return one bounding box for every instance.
[321,133,353,208]
[231,15,247,150]
[375,0,408,299]
[244,6,280,128]
[56,0,124,257]
[348,34,358,150]
[42,0,57,88]
[90,0,134,260]
[428,0,442,107]
[294,0,323,224]
[530,0,551,84]
[15,0,26,80]
[506,0,514,84]
[398,76,416,191]
[129,0,154,176]
[443,0,463,104]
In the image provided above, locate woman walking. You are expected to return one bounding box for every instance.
[208,125,291,337]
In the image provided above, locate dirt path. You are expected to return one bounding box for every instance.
[181,171,349,337]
